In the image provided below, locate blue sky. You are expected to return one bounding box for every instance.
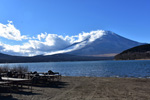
[0,0,150,56]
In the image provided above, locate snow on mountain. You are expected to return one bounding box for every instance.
[45,30,143,57]
[67,31,143,56]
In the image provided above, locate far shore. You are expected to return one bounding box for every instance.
[114,59,150,61]
[1,76,150,100]
[1,58,150,64]
[135,59,150,60]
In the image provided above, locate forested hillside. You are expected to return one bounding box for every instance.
[115,44,150,60]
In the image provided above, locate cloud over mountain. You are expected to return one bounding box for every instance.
[0,21,107,56]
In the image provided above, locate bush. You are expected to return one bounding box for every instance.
[0,65,28,73]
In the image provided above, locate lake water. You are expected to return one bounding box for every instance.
[0,60,150,78]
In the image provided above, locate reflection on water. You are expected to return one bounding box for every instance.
[0,60,150,78]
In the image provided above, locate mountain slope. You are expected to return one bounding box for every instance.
[115,44,150,60]
[67,31,143,56]
[0,53,112,63]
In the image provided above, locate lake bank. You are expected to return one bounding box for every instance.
[1,76,150,100]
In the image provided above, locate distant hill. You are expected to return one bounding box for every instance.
[67,31,143,57]
[0,53,113,63]
[115,44,150,60]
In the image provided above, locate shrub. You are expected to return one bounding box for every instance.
[0,65,28,73]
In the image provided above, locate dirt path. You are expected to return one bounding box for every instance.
[1,77,150,100]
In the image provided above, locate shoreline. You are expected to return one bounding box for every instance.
[0,59,150,64]
[62,75,150,78]
[1,76,150,100]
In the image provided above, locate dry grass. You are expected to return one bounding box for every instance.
[0,65,28,73]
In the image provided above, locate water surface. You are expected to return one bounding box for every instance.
[0,60,150,78]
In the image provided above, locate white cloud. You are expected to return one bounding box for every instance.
[0,21,106,56]
[37,32,47,40]
[0,33,72,56]
[75,30,105,42]
[45,34,70,47]
[0,21,28,41]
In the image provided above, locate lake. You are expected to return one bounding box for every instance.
[0,60,150,78]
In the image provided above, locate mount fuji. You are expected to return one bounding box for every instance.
[57,31,143,57]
